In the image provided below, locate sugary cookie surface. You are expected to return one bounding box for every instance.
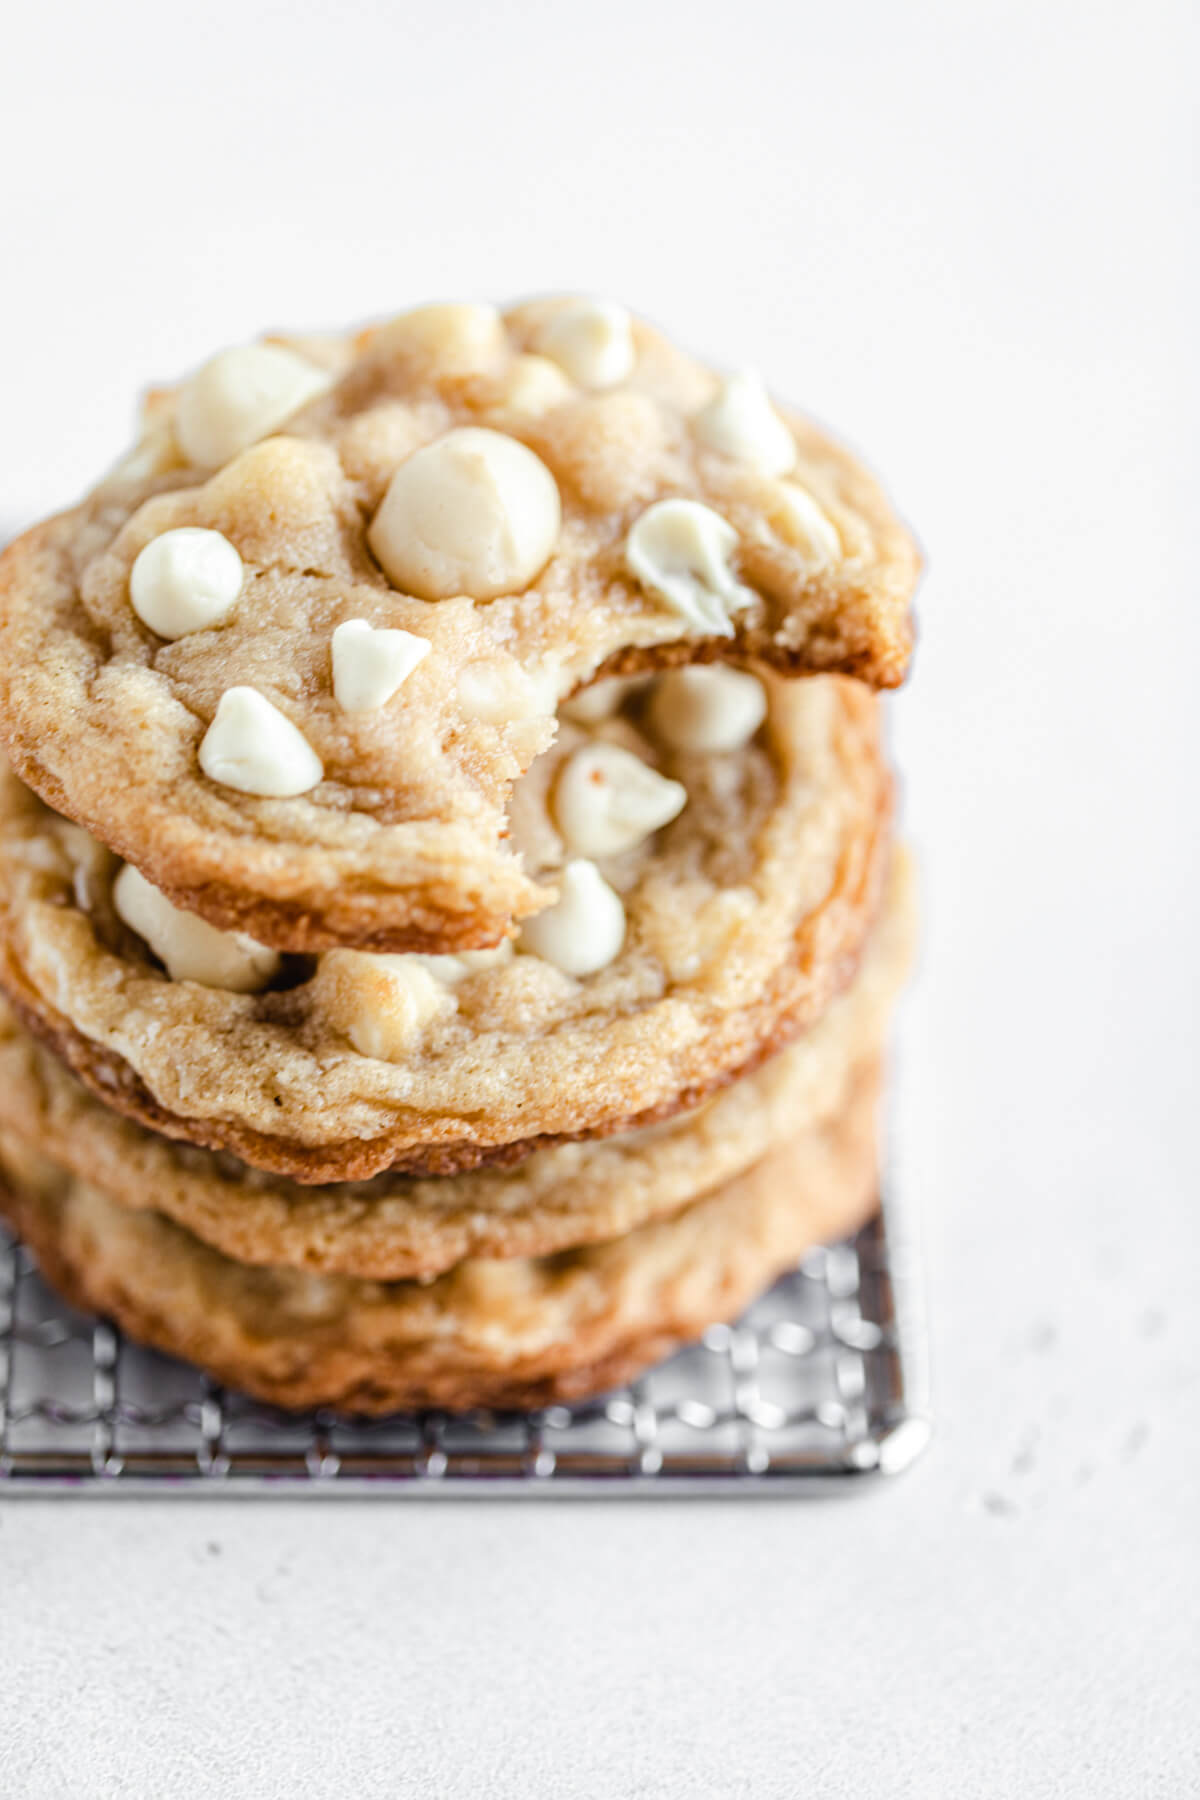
[0,298,917,953]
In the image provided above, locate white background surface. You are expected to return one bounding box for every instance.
[1,2,1197,1794]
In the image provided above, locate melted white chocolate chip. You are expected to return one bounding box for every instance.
[331,619,430,714]
[175,345,330,468]
[554,743,686,857]
[113,863,279,992]
[775,481,842,566]
[368,427,561,602]
[199,688,323,798]
[625,499,756,638]
[518,859,626,976]
[129,528,244,639]
[532,299,635,389]
[648,665,767,753]
[320,952,453,1061]
[693,369,796,475]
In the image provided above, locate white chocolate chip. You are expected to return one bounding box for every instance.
[648,665,768,753]
[175,345,331,468]
[113,863,279,992]
[554,743,686,857]
[129,528,244,639]
[775,482,842,566]
[518,859,626,976]
[321,953,453,1061]
[331,619,430,714]
[368,427,561,602]
[625,499,756,638]
[693,369,796,475]
[494,354,575,414]
[410,943,514,983]
[560,675,647,726]
[532,299,635,389]
[199,687,323,798]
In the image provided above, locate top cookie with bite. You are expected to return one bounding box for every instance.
[0,296,919,953]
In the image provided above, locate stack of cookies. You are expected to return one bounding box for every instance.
[0,298,919,1412]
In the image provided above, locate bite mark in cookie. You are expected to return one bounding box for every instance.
[0,297,918,954]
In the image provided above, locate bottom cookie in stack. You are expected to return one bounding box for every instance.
[0,1063,881,1414]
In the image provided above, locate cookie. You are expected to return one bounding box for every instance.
[0,1061,880,1414]
[0,675,890,1181]
[0,298,918,954]
[0,850,910,1278]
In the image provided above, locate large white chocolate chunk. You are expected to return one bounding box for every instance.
[648,666,767,753]
[554,743,687,857]
[331,619,430,714]
[531,299,635,389]
[368,428,561,602]
[113,863,279,992]
[199,688,323,798]
[129,528,244,639]
[175,345,331,468]
[518,859,626,976]
[625,500,756,637]
[320,952,453,1061]
[693,369,796,475]
[775,482,842,566]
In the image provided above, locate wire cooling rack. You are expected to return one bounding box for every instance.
[0,1195,928,1495]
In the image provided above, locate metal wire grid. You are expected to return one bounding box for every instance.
[0,1196,928,1494]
